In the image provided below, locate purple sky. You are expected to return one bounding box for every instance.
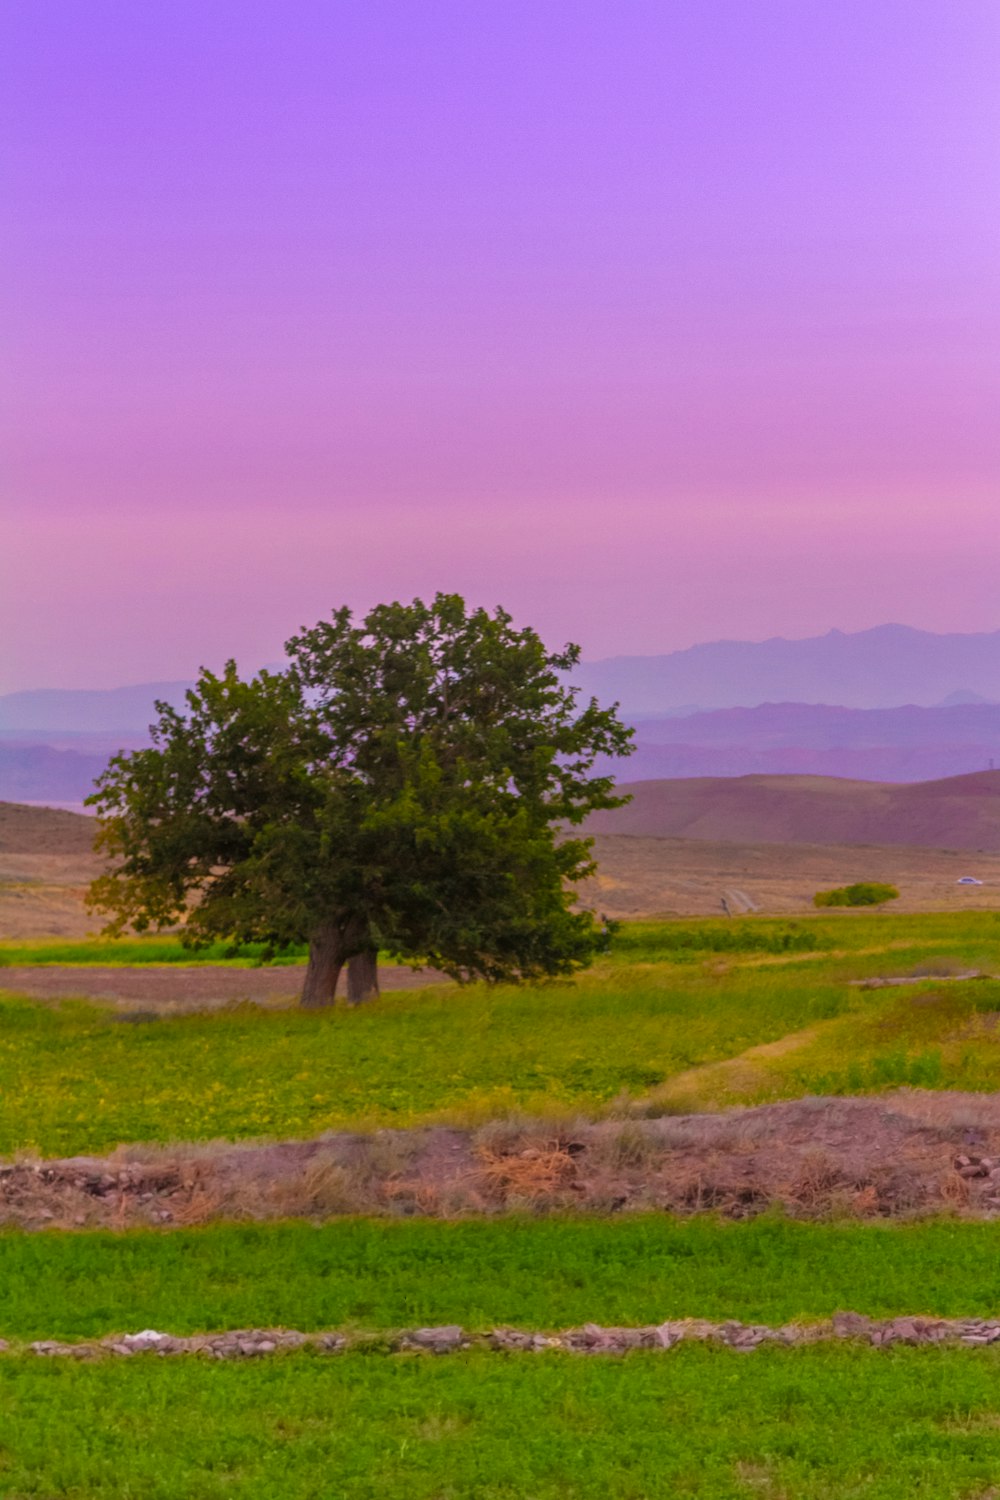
[3,0,999,693]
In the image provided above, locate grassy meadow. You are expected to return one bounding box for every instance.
[0,936,309,967]
[4,907,1000,1498]
[1,911,999,1156]
[6,1345,1000,1498]
[7,1215,1000,1340]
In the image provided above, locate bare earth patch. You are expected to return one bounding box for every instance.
[583,834,1000,918]
[0,853,103,940]
[0,962,447,1009]
[8,1092,1000,1230]
[5,827,1000,942]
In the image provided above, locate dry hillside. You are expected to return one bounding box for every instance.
[586,770,1000,850]
[0,802,101,940]
[0,800,97,855]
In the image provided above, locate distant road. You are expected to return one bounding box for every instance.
[721,889,760,916]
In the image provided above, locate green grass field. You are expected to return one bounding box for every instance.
[5,1345,1000,1498]
[3,909,995,966]
[0,959,857,1154]
[5,1215,1000,1340]
[2,911,1000,1156]
[0,936,309,967]
[5,910,1000,1496]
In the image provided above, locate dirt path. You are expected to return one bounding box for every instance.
[646,1020,831,1112]
[0,962,448,1009]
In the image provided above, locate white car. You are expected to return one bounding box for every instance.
[957,876,984,885]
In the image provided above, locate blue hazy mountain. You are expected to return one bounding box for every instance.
[4,627,1000,802]
[572,625,1000,714]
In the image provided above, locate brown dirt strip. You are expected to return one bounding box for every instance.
[8,1092,1000,1230]
[12,1315,1000,1360]
[0,962,447,1009]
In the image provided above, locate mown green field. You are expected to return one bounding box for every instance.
[5,1215,1000,1340]
[5,1345,1000,1498]
[0,936,309,967]
[2,911,999,1156]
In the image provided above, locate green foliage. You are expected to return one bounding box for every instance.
[814,881,900,908]
[7,1346,1000,1497]
[10,1216,1000,1340]
[778,978,1000,1101]
[87,595,632,997]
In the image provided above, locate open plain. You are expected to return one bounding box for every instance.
[587,832,1000,917]
[6,783,1000,947]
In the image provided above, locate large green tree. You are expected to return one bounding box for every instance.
[87,594,633,1005]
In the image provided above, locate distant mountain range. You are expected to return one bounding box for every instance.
[5,700,998,803]
[0,681,193,734]
[4,626,999,735]
[604,701,1000,785]
[0,744,109,804]
[4,625,1000,804]
[572,624,1000,713]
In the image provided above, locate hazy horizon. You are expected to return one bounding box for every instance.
[0,620,997,699]
[4,1,998,694]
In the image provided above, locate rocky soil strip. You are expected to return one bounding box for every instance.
[12,1315,1000,1360]
[10,1092,1000,1229]
[850,971,994,988]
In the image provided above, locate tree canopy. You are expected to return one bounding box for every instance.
[87,594,633,1005]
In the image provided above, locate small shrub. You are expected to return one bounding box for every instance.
[813,882,900,909]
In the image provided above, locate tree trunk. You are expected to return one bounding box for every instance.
[300,920,345,1008]
[346,947,380,1005]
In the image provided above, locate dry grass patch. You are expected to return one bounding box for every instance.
[473,1139,582,1206]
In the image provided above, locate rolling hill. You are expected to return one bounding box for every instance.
[585,770,1000,851]
[605,701,1000,784]
[0,801,98,855]
[6,767,1000,861]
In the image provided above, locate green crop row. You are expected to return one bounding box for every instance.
[4,1345,1000,1497]
[0,936,308,967]
[6,1215,1000,1340]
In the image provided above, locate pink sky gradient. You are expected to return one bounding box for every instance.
[3,1,999,692]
